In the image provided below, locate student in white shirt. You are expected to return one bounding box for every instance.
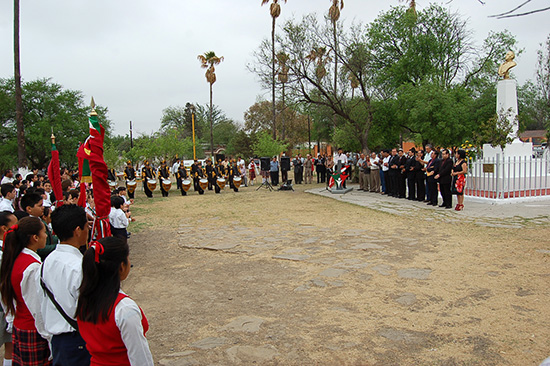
[0,212,17,366]
[0,170,15,185]
[41,204,91,365]
[109,196,129,244]
[0,184,16,213]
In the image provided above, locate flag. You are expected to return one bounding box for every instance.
[76,99,111,239]
[47,137,63,208]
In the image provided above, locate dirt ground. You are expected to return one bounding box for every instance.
[124,178,550,366]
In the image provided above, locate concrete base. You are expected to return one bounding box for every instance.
[330,187,353,194]
[483,140,533,160]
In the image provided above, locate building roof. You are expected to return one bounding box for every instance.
[520,130,547,139]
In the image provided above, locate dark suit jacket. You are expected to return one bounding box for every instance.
[426,158,440,183]
[437,158,453,184]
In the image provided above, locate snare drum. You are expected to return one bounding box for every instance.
[182,179,191,192]
[126,180,137,194]
[216,178,226,189]
[162,179,172,191]
[199,178,208,190]
[233,176,242,189]
[108,180,117,189]
[147,179,157,191]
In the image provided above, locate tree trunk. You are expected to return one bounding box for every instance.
[14,0,27,167]
[281,82,285,141]
[271,16,277,140]
[332,21,338,129]
[209,83,214,158]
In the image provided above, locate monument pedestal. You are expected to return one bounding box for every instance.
[330,187,353,194]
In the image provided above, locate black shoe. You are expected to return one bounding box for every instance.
[445,206,453,209]
[438,204,445,207]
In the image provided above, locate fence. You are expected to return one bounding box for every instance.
[465,154,550,199]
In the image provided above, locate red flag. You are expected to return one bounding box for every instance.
[76,104,111,239]
[47,140,63,208]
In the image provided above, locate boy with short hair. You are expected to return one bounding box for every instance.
[21,192,58,259]
[42,204,91,365]
[0,184,16,213]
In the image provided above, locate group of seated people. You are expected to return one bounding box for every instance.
[0,171,150,365]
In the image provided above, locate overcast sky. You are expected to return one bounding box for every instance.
[0,0,548,136]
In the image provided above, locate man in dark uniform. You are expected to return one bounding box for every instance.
[123,161,136,199]
[176,163,189,196]
[205,159,221,193]
[388,148,400,197]
[107,167,117,193]
[316,154,326,183]
[191,160,205,195]
[158,159,170,197]
[141,160,155,198]
[397,149,408,198]
[292,155,303,184]
[405,149,417,200]
[227,160,240,192]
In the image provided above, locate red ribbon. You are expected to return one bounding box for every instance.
[90,241,105,263]
[3,224,19,243]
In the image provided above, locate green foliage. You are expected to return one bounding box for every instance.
[226,130,257,158]
[122,133,203,164]
[252,131,288,157]
[331,122,362,152]
[0,78,111,170]
[472,110,516,149]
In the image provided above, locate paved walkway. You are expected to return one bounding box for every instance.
[307,184,550,228]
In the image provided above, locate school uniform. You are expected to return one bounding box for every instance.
[11,248,51,365]
[109,208,129,243]
[41,244,90,365]
[0,197,14,213]
[78,292,153,366]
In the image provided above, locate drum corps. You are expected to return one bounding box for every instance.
[105,156,247,198]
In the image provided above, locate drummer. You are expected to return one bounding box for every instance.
[227,160,240,192]
[123,160,136,199]
[205,159,221,194]
[107,166,117,190]
[191,160,205,195]
[217,158,226,178]
[158,159,170,197]
[141,160,155,198]
[176,162,189,196]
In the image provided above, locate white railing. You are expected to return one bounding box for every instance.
[465,154,550,199]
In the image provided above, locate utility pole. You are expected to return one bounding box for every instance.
[130,121,133,148]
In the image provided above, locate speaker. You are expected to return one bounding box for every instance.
[280,156,290,171]
[260,157,270,171]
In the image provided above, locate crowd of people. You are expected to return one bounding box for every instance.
[0,168,151,365]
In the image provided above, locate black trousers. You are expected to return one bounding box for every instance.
[194,178,204,194]
[407,173,416,199]
[160,186,169,197]
[270,171,279,185]
[389,171,399,196]
[209,177,221,193]
[398,173,407,197]
[416,173,426,201]
[143,183,153,198]
[428,179,438,205]
[439,181,452,207]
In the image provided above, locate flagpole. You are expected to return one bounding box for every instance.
[191,104,196,160]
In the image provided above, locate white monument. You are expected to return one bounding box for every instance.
[483,51,532,159]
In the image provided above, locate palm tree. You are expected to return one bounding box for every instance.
[276,52,289,140]
[329,0,343,96]
[306,47,331,81]
[197,51,224,158]
[261,0,287,139]
[14,0,27,167]
[400,0,417,15]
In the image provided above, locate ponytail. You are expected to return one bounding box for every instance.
[0,217,44,315]
[77,236,129,323]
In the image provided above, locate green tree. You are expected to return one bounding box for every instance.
[226,130,257,158]
[252,131,288,157]
[0,78,111,170]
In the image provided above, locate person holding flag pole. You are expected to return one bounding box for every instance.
[47,132,64,209]
[76,98,112,241]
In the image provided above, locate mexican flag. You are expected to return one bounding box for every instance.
[76,100,111,239]
[47,138,63,208]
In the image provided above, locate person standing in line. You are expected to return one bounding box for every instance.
[77,238,154,366]
[452,149,468,211]
[405,149,417,200]
[157,160,170,198]
[41,205,91,365]
[369,152,381,193]
[435,149,453,209]
[357,154,366,191]
[304,154,313,184]
[414,150,426,202]
[141,161,155,199]
[397,149,408,199]
[325,155,334,188]
[381,150,390,194]
[270,157,279,186]
[315,154,324,184]
[0,217,51,365]
[421,144,434,202]
[248,159,256,186]
[292,156,303,184]
[388,149,399,196]
[425,150,440,206]
[176,163,189,196]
